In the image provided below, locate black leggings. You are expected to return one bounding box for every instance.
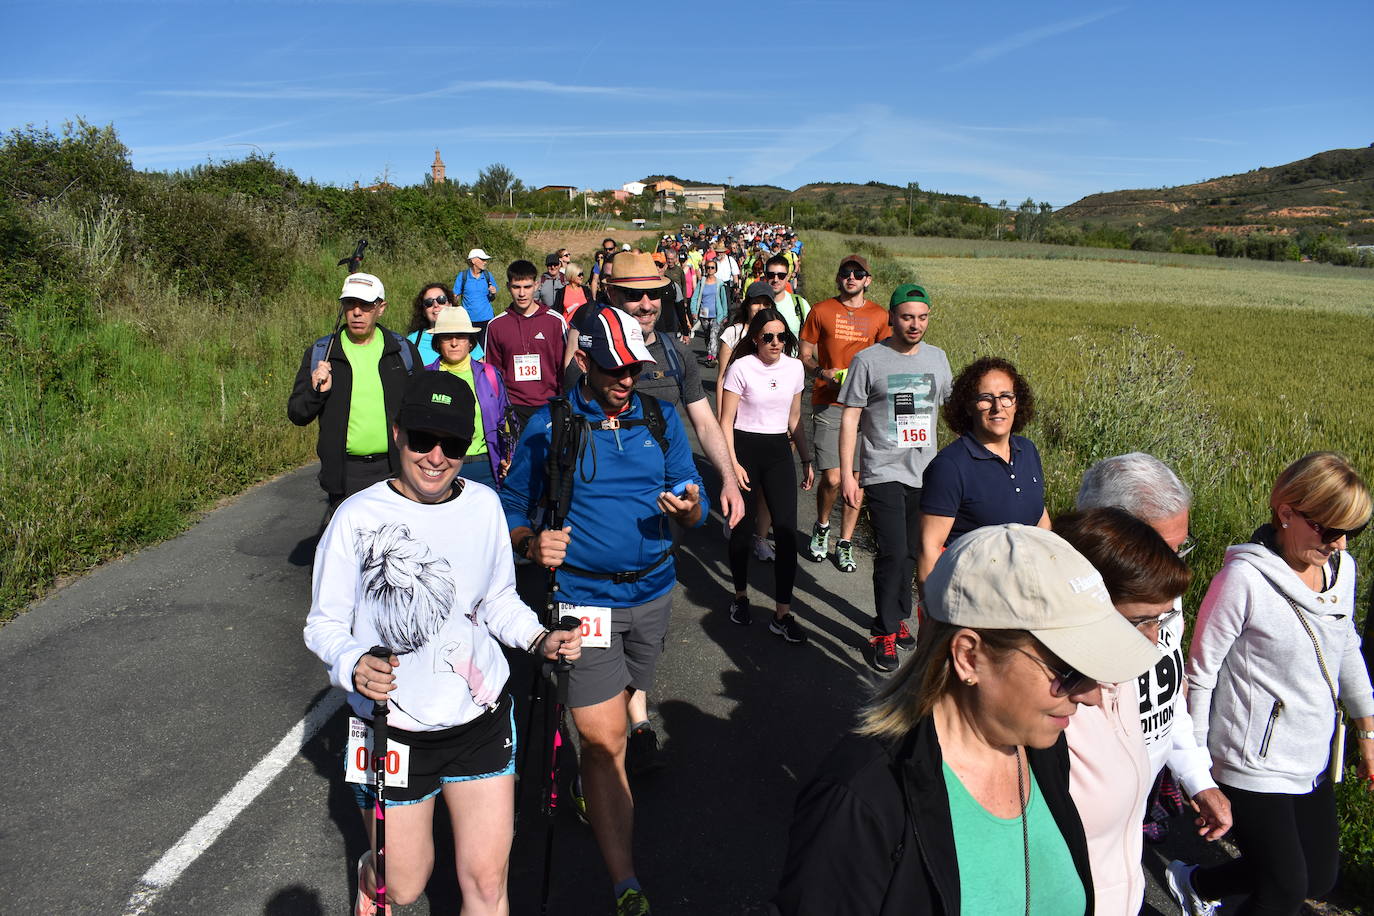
[729,430,798,605]
[1191,779,1339,916]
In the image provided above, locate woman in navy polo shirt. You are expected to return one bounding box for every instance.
[918,356,1051,583]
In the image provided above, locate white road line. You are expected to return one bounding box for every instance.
[122,689,345,916]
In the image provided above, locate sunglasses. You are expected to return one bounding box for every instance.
[757,332,785,344]
[1175,534,1197,559]
[1295,510,1367,543]
[422,294,449,307]
[344,299,382,312]
[766,271,788,279]
[838,268,869,280]
[1011,646,1095,697]
[594,361,644,379]
[405,429,466,459]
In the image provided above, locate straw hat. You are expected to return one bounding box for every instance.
[431,306,480,336]
[604,252,669,290]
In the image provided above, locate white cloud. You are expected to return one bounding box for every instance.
[944,7,1127,72]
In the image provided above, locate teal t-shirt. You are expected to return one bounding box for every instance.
[942,761,1086,916]
[340,332,388,456]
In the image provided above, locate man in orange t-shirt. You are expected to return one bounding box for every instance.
[798,254,891,572]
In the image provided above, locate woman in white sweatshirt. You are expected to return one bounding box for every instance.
[1171,452,1374,916]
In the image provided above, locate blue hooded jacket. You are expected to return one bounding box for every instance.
[500,384,707,607]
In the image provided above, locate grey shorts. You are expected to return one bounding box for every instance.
[566,592,672,708]
[811,403,857,473]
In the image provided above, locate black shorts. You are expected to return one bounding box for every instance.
[352,692,516,808]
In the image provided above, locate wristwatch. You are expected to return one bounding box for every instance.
[517,533,535,559]
[1354,728,1374,741]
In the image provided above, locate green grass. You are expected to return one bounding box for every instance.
[802,229,1374,908]
[0,242,525,618]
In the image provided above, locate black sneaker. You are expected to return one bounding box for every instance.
[896,619,916,650]
[769,613,806,644]
[870,633,898,672]
[729,595,752,625]
[626,724,665,776]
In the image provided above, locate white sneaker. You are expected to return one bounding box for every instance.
[753,535,776,562]
[1166,860,1220,916]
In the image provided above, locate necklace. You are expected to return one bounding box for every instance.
[1017,748,1030,916]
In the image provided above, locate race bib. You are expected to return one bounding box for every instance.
[513,353,542,381]
[894,391,934,449]
[560,603,612,649]
[344,716,411,788]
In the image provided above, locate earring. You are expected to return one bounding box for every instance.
[1282,523,1288,529]
[964,677,976,686]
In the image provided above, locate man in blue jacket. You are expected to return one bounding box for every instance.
[502,306,706,916]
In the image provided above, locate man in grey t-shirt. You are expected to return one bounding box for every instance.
[837,283,952,672]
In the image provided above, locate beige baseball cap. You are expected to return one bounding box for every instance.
[925,524,1159,684]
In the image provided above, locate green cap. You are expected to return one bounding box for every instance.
[889,283,930,308]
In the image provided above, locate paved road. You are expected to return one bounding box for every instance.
[1,339,1220,915]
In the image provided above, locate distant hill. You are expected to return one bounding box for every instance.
[640,176,985,211]
[1056,146,1374,241]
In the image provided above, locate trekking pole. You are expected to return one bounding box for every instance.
[516,397,577,817]
[315,239,369,391]
[539,613,582,916]
[367,645,392,915]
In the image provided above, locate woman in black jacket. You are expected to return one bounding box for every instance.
[772,524,1162,915]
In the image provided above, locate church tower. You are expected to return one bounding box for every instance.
[431,149,446,184]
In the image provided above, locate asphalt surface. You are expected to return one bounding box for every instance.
[1,333,1227,916]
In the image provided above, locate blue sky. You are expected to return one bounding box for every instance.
[5,0,1371,207]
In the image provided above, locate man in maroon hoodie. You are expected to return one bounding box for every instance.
[482,258,568,429]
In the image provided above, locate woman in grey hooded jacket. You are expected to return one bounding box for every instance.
[1171,452,1374,916]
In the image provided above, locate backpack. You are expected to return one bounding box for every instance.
[584,391,668,457]
[457,268,493,301]
[311,329,415,374]
[656,336,687,403]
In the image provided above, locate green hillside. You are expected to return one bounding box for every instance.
[1057,146,1374,242]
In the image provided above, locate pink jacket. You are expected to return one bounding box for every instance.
[1065,679,1151,916]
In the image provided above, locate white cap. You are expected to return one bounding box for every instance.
[925,524,1160,684]
[621,243,631,251]
[467,248,491,261]
[339,272,384,303]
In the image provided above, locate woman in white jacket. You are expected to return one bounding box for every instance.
[1171,452,1374,916]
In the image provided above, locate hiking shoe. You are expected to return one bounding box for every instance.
[896,619,916,650]
[571,773,589,824]
[870,633,898,672]
[769,613,806,644]
[616,888,651,916]
[729,595,752,625]
[836,540,856,573]
[354,852,390,916]
[626,724,664,776]
[753,534,776,562]
[1166,860,1220,916]
[806,522,830,562]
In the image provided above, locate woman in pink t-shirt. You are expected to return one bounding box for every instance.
[719,308,815,644]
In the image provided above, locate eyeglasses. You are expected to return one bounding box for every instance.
[1010,646,1096,697]
[766,271,788,279]
[1295,510,1367,544]
[1126,607,1183,632]
[975,393,1016,410]
[757,332,785,344]
[422,295,449,307]
[1175,534,1197,559]
[838,268,869,280]
[405,429,466,459]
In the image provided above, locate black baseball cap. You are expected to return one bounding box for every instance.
[394,372,476,442]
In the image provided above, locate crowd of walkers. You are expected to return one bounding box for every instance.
[288,221,1374,915]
